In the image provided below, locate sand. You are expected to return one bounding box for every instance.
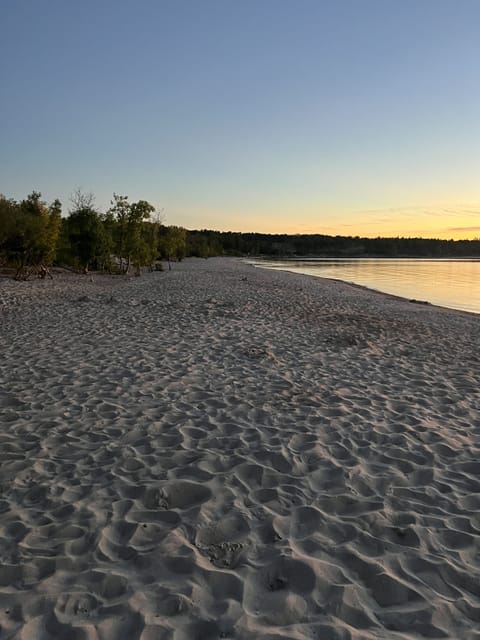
[1,257,480,640]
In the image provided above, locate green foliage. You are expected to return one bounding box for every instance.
[1,190,163,278]
[108,194,130,272]
[186,230,222,257]
[0,192,61,277]
[108,194,157,273]
[129,200,156,273]
[60,205,112,272]
[47,199,62,264]
[158,225,187,265]
[0,195,17,258]
[184,230,480,258]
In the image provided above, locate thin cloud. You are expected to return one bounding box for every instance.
[358,205,428,215]
[447,226,480,232]
[442,209,480,217]
[357,204,480,219]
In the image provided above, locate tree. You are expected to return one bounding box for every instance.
[46,199,62,266]
[108,194,156,273]
[69,187,95,211]
[1,192,62,278]
[158,225,187,269]
[128,199,155,274]
[136,218,160,272]
[0,195,17,264]
[60,191,111,272]
[108,194,131,273]
[62,208,110,272]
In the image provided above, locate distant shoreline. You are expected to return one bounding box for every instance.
[250,255,480,260]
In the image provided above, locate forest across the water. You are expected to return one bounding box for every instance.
[187,229,480,259]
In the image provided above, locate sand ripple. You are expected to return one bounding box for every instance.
[1,258,480,639]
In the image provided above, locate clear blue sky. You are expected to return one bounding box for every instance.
[1,0,479,237]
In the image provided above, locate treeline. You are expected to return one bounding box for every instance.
[0,191,187,279]
[186,230,480,258]
[2,191,479,279]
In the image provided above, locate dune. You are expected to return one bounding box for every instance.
[1,257,479,639]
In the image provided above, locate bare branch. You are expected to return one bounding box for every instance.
[69,187,95,212]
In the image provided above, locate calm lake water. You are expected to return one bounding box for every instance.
[252,258,480,315]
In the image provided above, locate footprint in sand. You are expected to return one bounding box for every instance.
[195,512,250,568]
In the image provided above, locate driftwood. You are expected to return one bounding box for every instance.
[14,264,54,281]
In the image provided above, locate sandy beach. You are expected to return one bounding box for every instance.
[1,257,480,640]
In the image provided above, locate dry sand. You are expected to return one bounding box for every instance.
[1,257,480,640]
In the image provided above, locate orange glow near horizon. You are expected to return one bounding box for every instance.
[177,202,480,241]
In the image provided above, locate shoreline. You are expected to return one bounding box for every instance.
[247,258,480,317]
[1,257,480,639]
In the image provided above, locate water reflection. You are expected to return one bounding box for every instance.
[252,259,480,315]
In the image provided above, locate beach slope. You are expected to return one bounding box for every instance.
[1,258,479,639]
